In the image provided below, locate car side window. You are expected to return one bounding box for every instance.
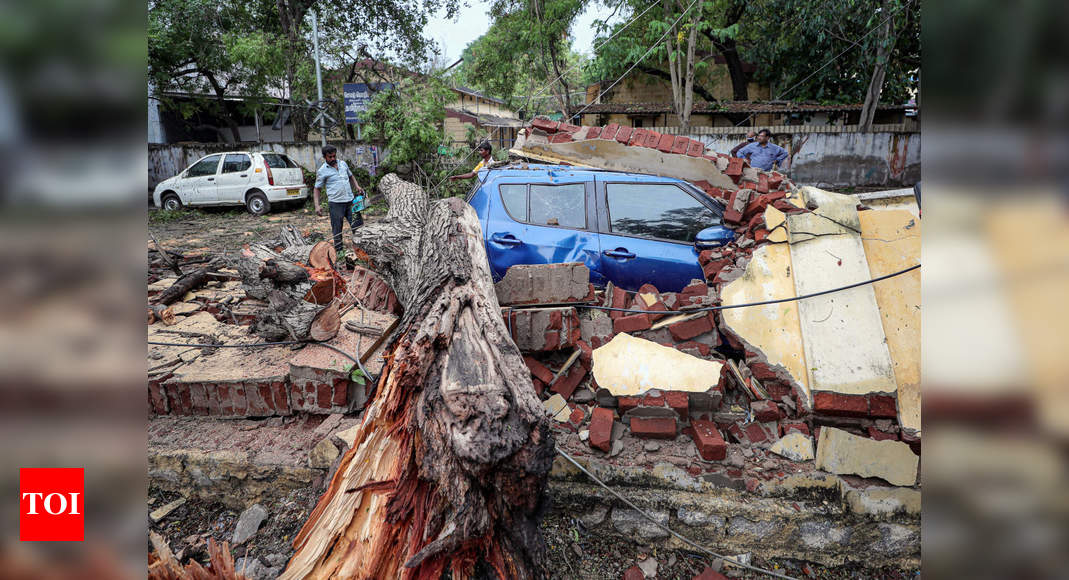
[606,183,719,243]
[499,184,527,222]
[187,155,221,177]
[530,183,585,228]
[222,154,251,173]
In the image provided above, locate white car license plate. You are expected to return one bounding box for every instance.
[287,189,301,196]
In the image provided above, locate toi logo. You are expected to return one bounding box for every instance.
[19,468,84,542]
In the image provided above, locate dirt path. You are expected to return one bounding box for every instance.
[148,204,381,255]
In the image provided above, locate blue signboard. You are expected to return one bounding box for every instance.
[344,83,393,124]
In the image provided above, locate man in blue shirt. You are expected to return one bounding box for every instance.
[313,145,365,254]
[737,129,789,171]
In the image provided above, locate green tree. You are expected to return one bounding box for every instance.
[741,0,920,107]
[456,0,589,118]
[149,0,287,141]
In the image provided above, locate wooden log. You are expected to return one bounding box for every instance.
[148,304,176,326]
[281,174,553,580]
[152,266,233,306]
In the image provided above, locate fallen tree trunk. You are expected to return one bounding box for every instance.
[152,266,232,306]
[281,174,554,579]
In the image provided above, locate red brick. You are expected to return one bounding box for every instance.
[169,383,190,415]
[524,356,555,384]
[586,126,602,139]
[691,420,726,460]
[331,378,347,407]
[618,396,641,414]
[678,281,710,305]
[558,122,581,133]
[686,140,704,157]
[640,391,665,408]
[693,566,730,580]
[548,133,573,143]
[868,426,898,441]
[869,394,898,418]
[813,392,869,417]
[609,284,629,320]
[577,340,593,366]
[631,128,648,147]
[568,407,586,428]
[779,421,810,437]
[317,382,332,409]
[669,136,688,154]
[668,314,713,341]
[656,133,675,152]
[532,378,545,396]
[751,400,782,422]
[231,384,247,415]
[602,123,619,140]
[756,173,770,193]
[675,341,711,357]
[631,416,677,439]
[665,391,689,420]
[753,228,770,243]
[589,407,614,452]
[148,381,168,414]
[550,363,587,400]
[615,126,632,144]
[768,174,784,190]
[531,117,559,132]
[744,422,770,443]
[614,313,652,334]
[725,157,744,177]
[623,565,645,580]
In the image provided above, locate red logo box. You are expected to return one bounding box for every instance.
[19,468,84,541]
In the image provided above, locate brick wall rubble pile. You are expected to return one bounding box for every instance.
[504,118,921,497]
[147,264,401,418]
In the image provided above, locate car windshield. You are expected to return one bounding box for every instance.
[263,153,298,168]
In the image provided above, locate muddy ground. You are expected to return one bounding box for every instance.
[147,201,916,580]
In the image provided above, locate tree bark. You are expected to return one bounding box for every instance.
[280,174,554,580]
[704,0,749,102]
[859,0,895,132]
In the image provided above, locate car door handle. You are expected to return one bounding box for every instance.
[603,249,636,259]
[240,174,247,177]
[207,177,215,181]
[491,234,522,246]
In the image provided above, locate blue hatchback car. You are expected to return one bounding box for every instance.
[466,164,735,292]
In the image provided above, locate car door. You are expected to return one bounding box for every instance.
[482,175,603,285]
[215,153,252,203]
[595,177,723,292]
[182,154,222,204]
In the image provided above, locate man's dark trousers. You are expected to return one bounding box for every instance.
[328,201,363,253]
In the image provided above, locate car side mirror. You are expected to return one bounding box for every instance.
[695,225,735,249]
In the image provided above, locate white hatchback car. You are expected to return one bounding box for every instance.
[153,151,309,215]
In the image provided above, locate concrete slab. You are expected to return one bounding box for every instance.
[788,188,896,398]
[858,210,921,435]
[719,244,809,402]
[815,427,918,487]
[591,333,723,396]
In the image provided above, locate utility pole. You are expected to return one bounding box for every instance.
[311,9,326,148]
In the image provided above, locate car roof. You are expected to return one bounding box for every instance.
[482,163,687,182]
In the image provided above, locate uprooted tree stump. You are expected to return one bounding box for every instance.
[281,174,554,579]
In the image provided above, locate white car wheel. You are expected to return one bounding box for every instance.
[161,194,182,211]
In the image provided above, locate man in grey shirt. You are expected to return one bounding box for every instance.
[313,145,365,254]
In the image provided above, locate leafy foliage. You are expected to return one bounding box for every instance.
[455,0,589,116]
[740,0,920,104]
[362,74,453,166]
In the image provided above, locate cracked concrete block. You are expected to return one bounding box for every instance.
[769,432,815,462]
[816,427,918,486]
[844,486,921,516]
[727,516,781,540]
[797,521,852,549]
[495,262,594,306]
[611,507,670,539]
[677,507,725,529]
